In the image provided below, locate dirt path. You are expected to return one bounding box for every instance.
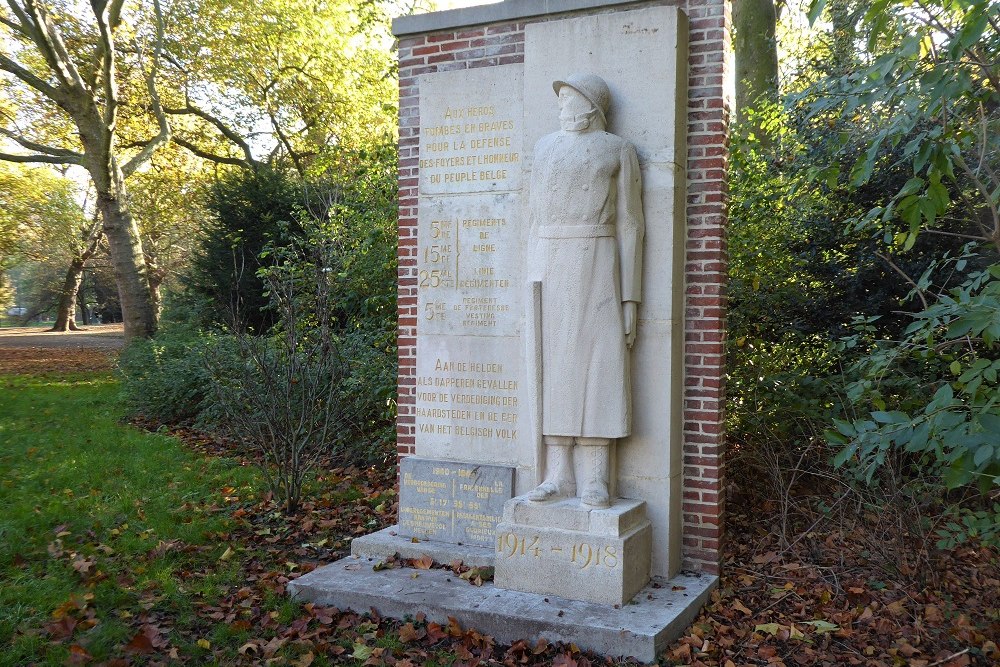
[0,323,125,349]
[0,324,124,374]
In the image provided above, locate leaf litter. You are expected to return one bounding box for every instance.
[17,403,999,665]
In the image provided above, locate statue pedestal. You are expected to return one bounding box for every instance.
[493,497,651,605]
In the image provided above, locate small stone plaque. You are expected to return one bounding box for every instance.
[398,457,514,547]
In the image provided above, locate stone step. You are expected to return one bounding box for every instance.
[288,556,716,664]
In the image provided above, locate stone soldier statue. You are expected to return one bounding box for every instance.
[527,73,644,509]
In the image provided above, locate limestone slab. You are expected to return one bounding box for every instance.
[502,496,646,535]
[397,457,514,546]
[288,557,717,664]
[414,335,531,471]
[414,62,537,490]
[494,498,651,605]
[417,192,524,337]
[394,0,662,36]
[522,5,689,579]
[523,7,686,159]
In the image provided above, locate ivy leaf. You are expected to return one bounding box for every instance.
[755,623,784,636]
[351,643,372,661]
[973,444,994,467]
[807,0,828,25]
[802,620,840,634]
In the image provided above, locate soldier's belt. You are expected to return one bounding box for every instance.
[538,225,614,239]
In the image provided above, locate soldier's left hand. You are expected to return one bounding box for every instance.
[623,301,637,349]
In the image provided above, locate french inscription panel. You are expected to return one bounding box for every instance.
[419,65,523,195]
[398,457,514,547]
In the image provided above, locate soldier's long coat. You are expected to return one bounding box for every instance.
[528,128,644,439]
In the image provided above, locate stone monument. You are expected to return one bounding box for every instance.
[289,1,731,660]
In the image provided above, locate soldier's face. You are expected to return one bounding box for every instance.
[557,86,593,117]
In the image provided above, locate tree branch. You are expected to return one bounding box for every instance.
[122,0,168,177]
[0,127,83,159]
[921,228,989,242]
[952,151,1000,252]
[875,251,929,310]
[21,0,88,96]
[165,104,257,167]
[4,1,35,37]
[0,13,25,33]
[914,0,1000,93]
[170,137,249,168]
[0,52,64,103]
[86,0,118,146]
[268,109,304,176]
[0,150,81,164]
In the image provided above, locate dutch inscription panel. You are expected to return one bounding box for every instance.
[398,457,514,546]
[414,336,525,464]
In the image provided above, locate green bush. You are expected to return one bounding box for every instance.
[186,167,302,333]
[828,265,1000,546]
[121,144,398,510]
[117,322,237,425]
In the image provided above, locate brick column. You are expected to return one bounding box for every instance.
[680,0,731,574]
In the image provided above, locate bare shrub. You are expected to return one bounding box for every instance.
[204,214,357,513]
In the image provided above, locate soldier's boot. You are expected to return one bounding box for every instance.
[527,436,576,501]
[578,438,612,509]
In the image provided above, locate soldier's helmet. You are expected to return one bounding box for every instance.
[552,73,611,125]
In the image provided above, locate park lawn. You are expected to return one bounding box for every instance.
[0,368,506,666]
[0,369,266,664]
[7,364,993,666]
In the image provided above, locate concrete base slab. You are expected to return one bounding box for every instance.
[288,555,717,663]
[351,526,496,568]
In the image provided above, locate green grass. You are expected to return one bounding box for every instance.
[0,370,262,665]
[0,369,428,666]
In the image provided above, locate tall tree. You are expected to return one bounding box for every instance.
[0,161,87,322]
[733,0,780,122]
[127,142,211,316]
[0,0,171,339]
[160,0,397,174]
[49,211,102,332]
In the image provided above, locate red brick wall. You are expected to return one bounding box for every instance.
[395,0,731,575]
[680,0,730,575]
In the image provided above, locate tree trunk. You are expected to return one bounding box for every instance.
[98,188,157,339]
[830,0,858,75]
[147,253,166,321]
[49,258,85,332]
[79,285,91,325]
[79,109,159,341]
[733,0,780,124]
